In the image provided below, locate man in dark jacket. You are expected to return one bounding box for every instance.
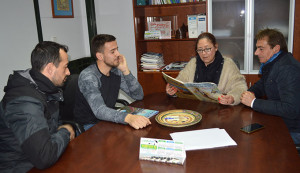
[241,28,300,145]
[0,41,75,172]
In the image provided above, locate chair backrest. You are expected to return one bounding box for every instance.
[60,74,79,121]
[68,57,95,74]
[60,74,86,135]
[232,58,240,70]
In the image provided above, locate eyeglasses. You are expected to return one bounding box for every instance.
[196,48,212,53]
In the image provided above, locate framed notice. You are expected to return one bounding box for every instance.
[51,0,74,18]
[148,21,171,39]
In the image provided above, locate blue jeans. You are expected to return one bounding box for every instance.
[83,124,96,131]
[290,132,300,144]
[75,124,95,136]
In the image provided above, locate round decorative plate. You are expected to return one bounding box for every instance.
[155,109,202,127]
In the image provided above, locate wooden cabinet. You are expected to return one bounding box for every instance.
[137,71,178,96]
[132,0,207,96]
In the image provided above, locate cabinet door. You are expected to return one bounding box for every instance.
[208,0,294,74]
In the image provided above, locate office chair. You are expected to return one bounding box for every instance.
[114,98,129,109]
[60,74,85,136]
[232,58,240,70]
[59,57,94,136]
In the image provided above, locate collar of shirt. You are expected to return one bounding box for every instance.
[259,51,282,74]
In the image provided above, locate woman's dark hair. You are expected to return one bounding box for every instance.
[255,28,288,52]
[195,32,217,53]
[91,34,116,59]
[31,41,68,71]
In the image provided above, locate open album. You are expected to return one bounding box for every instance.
[162,72,221,103]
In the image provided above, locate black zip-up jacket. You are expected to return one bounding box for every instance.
[0,69,70,173]
[249,52,300,133]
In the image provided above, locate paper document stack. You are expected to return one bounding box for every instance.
[170,128,237,151]
[139,137,186,165]
[141,52,164,71]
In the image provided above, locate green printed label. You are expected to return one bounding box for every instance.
[141,144,157,150]
[175,141,183,144]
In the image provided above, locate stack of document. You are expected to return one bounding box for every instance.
[140,52,164,71]
[170,128,237,151]
[162,61,188,71]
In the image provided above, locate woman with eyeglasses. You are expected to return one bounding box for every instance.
[166,32,247,105]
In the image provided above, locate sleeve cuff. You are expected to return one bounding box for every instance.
[251,98,256,108]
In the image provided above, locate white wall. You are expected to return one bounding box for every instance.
[39,0,90,60]
[95,0,137,76]
[0,0,137,100]
[0,0,38,98]
[0,0,91,97]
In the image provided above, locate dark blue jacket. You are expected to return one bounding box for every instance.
[0,69,70,172]
[249,52,300,133]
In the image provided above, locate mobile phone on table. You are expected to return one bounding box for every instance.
[240,123,264,134]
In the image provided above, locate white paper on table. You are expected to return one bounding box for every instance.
[170,128,237,151]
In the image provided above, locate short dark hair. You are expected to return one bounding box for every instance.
[31,41,68,71]
[255,28,288,52]
[91,34,116,58]
[195,32,217,52]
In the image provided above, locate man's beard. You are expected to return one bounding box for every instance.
[104,59,119,68]
[53,78,64,87]
[52,73,66,87]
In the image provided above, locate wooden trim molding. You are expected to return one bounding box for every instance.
[293,0,300,61]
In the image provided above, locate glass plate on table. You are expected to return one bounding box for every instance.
[155,109,202,128]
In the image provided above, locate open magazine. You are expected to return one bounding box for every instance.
[162,72,221,103]
[118,106,159,118]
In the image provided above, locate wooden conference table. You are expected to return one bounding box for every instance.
[30,93,300,173]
